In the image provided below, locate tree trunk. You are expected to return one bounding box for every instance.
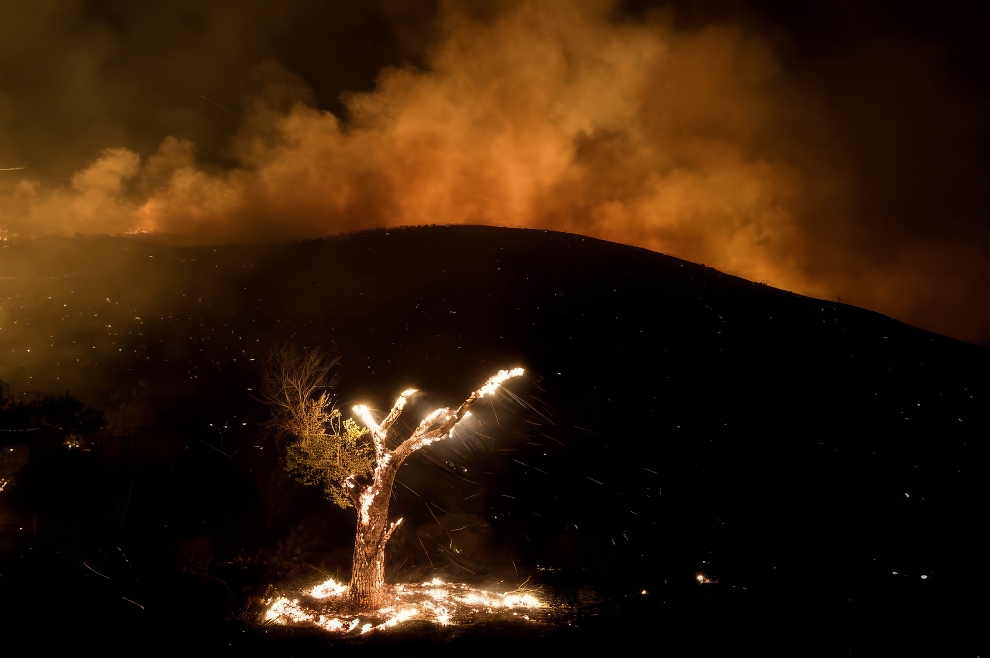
[349,518,388,609]
[347,464,398,609]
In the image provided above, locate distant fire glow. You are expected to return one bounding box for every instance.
[262,577,547,635]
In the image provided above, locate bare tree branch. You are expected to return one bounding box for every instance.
[391,368,524,464]
[353,388,418,461]
[377,389,418,440]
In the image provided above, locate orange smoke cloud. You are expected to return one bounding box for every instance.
[2,1,988,343]
[1,3,808,288]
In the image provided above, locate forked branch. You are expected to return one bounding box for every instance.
[390,368,524,464]
[353,388,418,461]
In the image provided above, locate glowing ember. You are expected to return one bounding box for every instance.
[264,597,312,624]
[696,572,717,584]
[310,577,347,599]
[416,407,449,433]
[260,578,549,635]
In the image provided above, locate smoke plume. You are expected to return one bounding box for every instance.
[1,1,988,343]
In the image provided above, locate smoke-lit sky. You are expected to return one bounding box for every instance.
[1,0,988,344]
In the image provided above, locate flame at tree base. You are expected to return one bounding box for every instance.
[260,577,557,636]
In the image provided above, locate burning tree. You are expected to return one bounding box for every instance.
[263,346,524,609]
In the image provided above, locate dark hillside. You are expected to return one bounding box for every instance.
[0,226,986,654]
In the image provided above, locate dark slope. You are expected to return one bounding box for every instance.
[1,226,987,654]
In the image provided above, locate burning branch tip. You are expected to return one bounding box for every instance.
[418,407,449,430]
[476,368,525,398]
[353,404,379,431]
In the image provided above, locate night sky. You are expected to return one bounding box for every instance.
[1,0,989,344]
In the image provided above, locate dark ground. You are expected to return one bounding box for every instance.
[0,226,987,655]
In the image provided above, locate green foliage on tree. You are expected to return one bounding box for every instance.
[284,408,371,508]
[263,345,372,508]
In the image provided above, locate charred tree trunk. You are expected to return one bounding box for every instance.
[347,464,400,609]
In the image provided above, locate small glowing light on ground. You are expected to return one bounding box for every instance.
[260,577,552,636]
[695,572,717,584]
[310,578,348,598]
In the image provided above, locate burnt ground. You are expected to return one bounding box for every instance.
[0,225,987,655]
